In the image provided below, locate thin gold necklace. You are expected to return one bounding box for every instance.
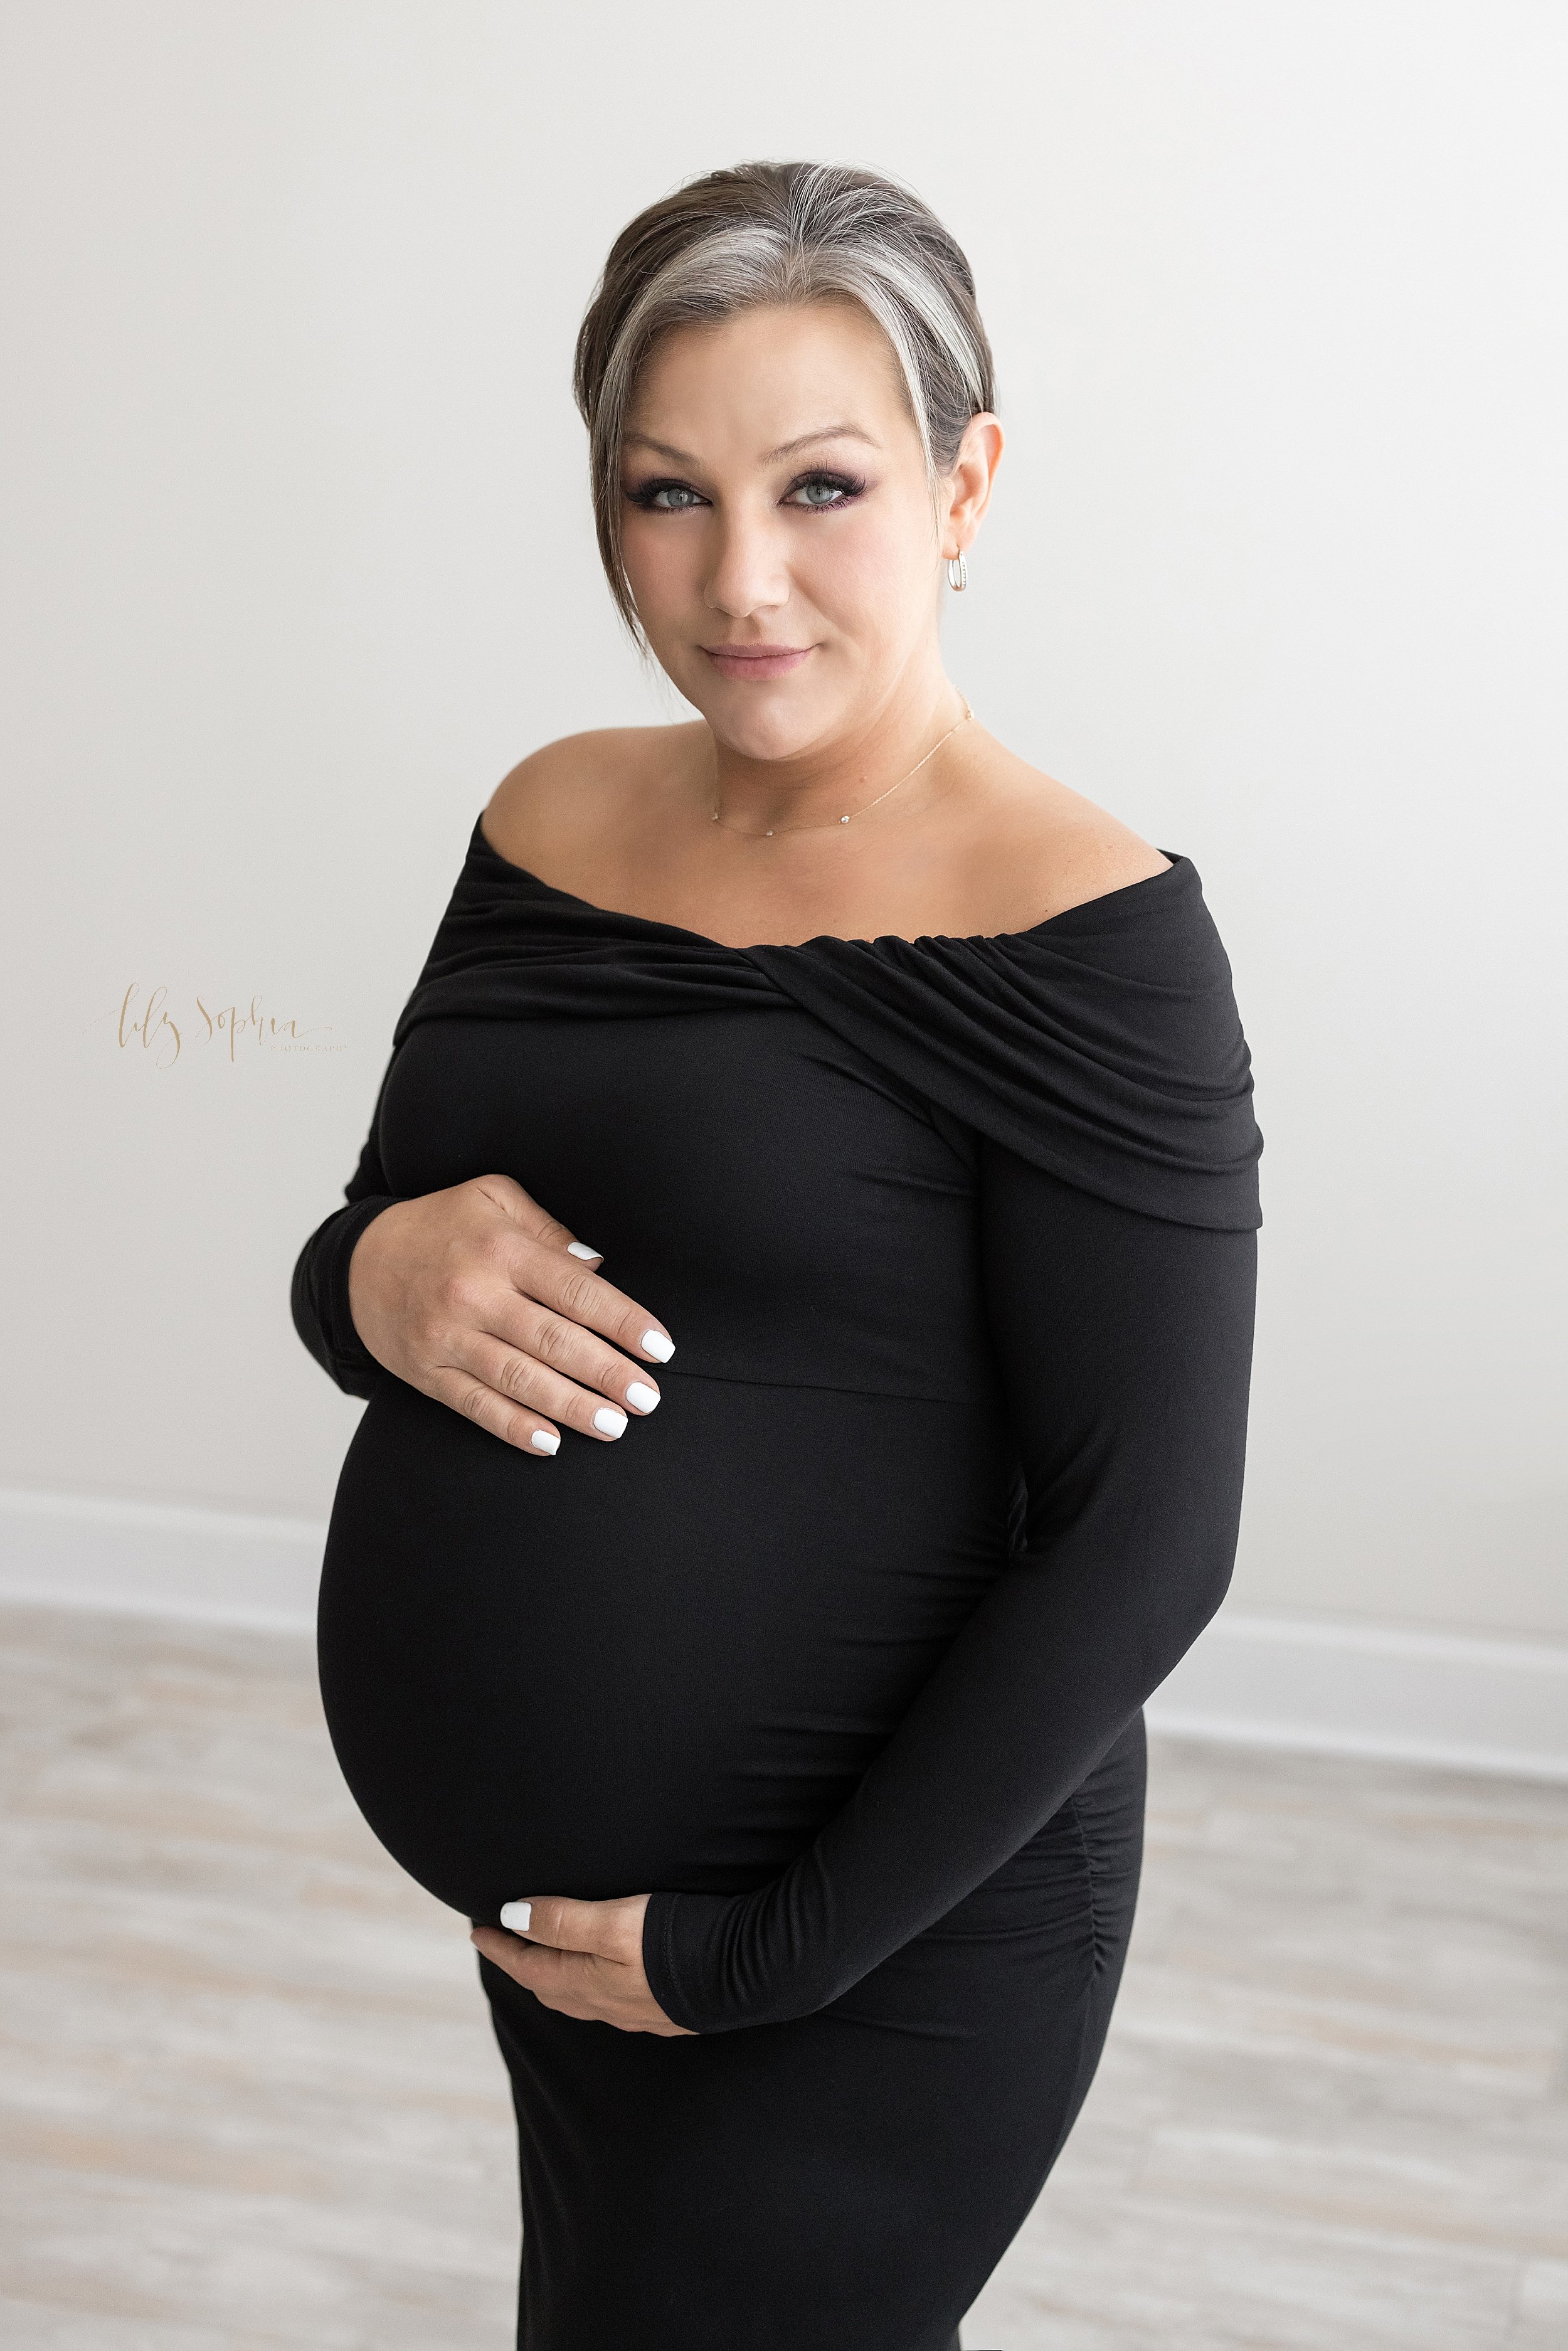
[709,698,974,840]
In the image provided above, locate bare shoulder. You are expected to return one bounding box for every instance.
[1022,797,1172,920]
[953,738,1171,930]
[482,724,704,871]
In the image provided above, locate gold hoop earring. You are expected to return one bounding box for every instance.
[946,553,968,592]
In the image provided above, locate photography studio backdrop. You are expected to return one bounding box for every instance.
[3,3,1564,1771]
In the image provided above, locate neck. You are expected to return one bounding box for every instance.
[707,656,969,837]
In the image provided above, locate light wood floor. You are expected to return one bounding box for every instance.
[0,1603,1563,2350]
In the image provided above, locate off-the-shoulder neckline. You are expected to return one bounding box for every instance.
[467,817,1190,955]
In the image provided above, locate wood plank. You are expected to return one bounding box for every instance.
[2,1602,1563,2348]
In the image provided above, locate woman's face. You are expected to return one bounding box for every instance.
[619,300,988,762]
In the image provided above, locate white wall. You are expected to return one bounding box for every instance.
[3,2,1564,1642]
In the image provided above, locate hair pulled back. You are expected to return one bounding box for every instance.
[573,161,997,637]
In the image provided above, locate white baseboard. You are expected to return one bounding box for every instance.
[0,1487,325,1634]
[1146,1609,1568,1782]
[3,1487,1565,1781]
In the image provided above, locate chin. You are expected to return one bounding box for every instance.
[714,712,828,764]
[686,676,850,765]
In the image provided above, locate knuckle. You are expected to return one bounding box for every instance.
[594,1353,635,1401]
[418,1309,458,1357]
[483,1172,559,1232]
[455,1382,493,1430]
[435,1271,477,1319]
[530,1319,574,1371]
[494,1355,532,1401]
[472,1172,524,1221]
[501,1232,554,1293]
[555,1271,599,1323]
[605,1296,646,1344]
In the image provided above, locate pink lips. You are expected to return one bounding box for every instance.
[702,644,813,681]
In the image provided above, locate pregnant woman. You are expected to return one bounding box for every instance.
[292,161,1261,2350]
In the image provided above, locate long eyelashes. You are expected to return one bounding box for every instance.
[623,469,868,513]
[625,477,705,512]
[784,470,867,509]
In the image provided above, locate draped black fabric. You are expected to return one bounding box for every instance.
[385,820,1261,1233]
[292,815,1261,2344]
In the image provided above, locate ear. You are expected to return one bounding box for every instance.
[939,412,1004,561]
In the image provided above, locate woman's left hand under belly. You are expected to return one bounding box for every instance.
[472,1891,694,2035]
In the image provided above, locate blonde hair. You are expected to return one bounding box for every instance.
[573,161,998,637]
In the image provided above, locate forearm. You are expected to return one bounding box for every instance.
[643,1158,1256,2034]
[290,1058,401,1399]
[643,1478,1240,2030]
[290,1192,400,1398]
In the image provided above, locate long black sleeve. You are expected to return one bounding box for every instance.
[641,1145,1257,2033]
[290,1061,401,1400]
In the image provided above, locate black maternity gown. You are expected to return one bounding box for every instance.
[292,819,1261,2351]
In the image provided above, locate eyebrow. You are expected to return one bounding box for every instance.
[623,424,880,468]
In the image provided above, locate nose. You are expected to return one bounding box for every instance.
[702,501,790,622]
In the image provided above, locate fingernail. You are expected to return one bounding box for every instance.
[593,1406,627,1437]
[499,1900,532,1934]
[641,1329,674,1362]
[531,1429,559,1455]
[567,1241,602,1261]
[626,1381,660,1413]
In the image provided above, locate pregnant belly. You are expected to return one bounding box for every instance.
[318,1373,1012,1921]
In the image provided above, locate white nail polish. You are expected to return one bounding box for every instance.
[593,1406,627,1437]
[531,1430,559,1455]
[499,1901,532,1934]
[641,1329,675,1362]
[567,1241,601,1261]
[626,1381,660,1413]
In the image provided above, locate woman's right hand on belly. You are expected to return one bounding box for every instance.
[346,1174,672,1456]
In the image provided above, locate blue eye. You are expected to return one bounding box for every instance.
[627,478,706,512]
[784,471,866,510]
